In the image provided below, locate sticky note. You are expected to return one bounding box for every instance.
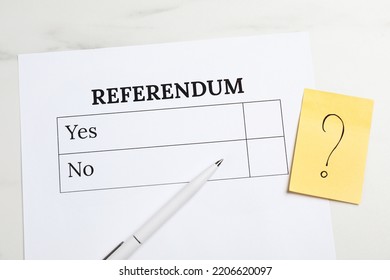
[289,89,374,204]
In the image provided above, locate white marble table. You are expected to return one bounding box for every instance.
[1,0,389,259]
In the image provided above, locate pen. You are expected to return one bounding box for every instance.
[103,159,224,260]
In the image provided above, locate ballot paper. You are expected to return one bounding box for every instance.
[19,33,335,259]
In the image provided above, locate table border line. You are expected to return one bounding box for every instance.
[59,172,290,194]
[241,103,252,177]
[58,135,285,156]
[56,99,282,119]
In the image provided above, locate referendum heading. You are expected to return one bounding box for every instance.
[92,78,244,105]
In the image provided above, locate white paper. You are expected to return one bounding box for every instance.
[19,33,335,259]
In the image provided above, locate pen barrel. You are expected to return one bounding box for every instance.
[133,162,218,244]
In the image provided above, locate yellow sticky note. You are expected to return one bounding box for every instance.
[289,89,374,204]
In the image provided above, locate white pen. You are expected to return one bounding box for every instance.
[103,159,223,260]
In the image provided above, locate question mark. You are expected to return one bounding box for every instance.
[320,113,345,178]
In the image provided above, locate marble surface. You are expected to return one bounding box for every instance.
[1,0,390,259]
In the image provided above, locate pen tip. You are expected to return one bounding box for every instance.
[215,159,224,166]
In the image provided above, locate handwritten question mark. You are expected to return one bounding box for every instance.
[320,113,345,178]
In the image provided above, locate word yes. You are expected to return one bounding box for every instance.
[65,124,97,140]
